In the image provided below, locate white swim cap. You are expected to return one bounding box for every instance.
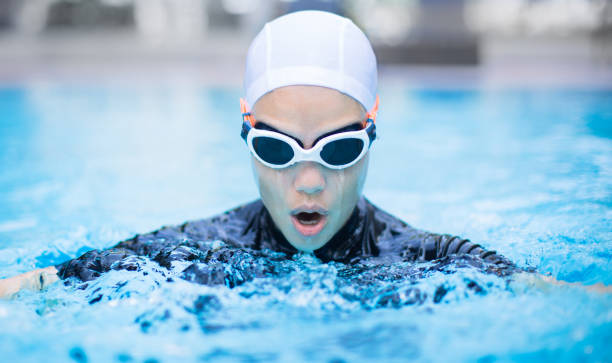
[243,10,378,111]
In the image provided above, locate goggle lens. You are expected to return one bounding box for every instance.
[320,138,364,166]
[252,136,294,165]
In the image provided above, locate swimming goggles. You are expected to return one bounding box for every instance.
[239,96,378,170]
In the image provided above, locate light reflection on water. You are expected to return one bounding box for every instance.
[0,85,611,362]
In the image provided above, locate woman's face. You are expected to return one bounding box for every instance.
[251,85,370,252]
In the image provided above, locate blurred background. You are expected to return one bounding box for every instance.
[0,0,611,87]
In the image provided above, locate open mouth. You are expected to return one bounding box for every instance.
[295,212,323,225]
[290,209,328,236]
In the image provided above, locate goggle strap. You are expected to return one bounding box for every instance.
[240,122,251,141]
[240,98,255,126]
[363,95,380,127]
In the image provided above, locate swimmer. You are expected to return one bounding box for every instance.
[1,10,610,298]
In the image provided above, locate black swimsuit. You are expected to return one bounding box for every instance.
[55,197,519,283]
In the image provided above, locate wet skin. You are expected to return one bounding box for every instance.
[250,85,369,252]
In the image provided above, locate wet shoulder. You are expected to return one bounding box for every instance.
[56,200,266,280]
[362,198,426,261]
[119,200,264,254]
[182,199,265,244]
[365,198,519,275]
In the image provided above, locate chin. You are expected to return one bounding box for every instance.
[273,208,337,252]
[288,232,331,252]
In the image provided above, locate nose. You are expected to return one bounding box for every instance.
[293,162,326,195]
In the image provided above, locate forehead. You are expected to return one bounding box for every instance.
[251,86,365,146]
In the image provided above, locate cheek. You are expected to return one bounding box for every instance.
[327,154,369,210]
[352,154,369,193]
[251,158,290,205]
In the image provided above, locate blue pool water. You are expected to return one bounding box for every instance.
[0,84,611,362]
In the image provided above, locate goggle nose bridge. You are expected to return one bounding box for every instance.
[290,146,324,165]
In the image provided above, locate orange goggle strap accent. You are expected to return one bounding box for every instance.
[363,95,380,127]
[240,98,255,126]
